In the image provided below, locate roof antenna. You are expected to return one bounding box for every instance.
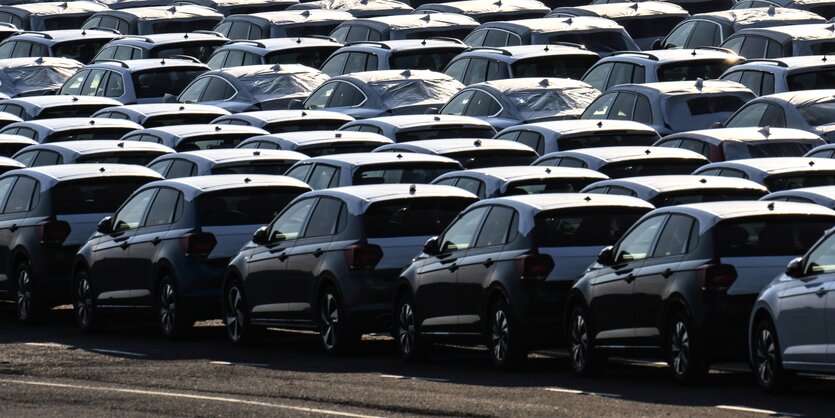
[35,57,44,64]
[596,121,603,128]
[409,184,416,194]
[695,77,704,91]
[545,167,551,174]
[810,160,816,167]
[117,142,124,148]
[215,126,221,131]
[767,5,775,15]
[828,24,835,32]
[824,55,828,62]
[253,150,260,156]
[544,44,549,52]
[301,111,307,117]
[396,153,403,159]
[421,14,431,21]
[301,10,311,17]
[691,49,697,56]
[644,148,651,155]
[99,167,105,173]
[244,177,251,183]
[474,139,482,147]
[767,202,775,211]
[401,69,412,78]
[760,125,770,137]
[71,96,78,102]
[296,37,302,44]
[167,5,176,12]
[699,178,707,183]
[564,17,573,25]
[335,132,342,138]
[584,195,592,202]
[539,79,549,87]
[179,105,185,110]
[433,115,440,121]
[89,120,95,125]
[495,0,502,5]
[629,2,638,10]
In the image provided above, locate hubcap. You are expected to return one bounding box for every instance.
[570,313,588,370]
[398,302,415,355]
[75,277,92,327]
[491,308,509,362]
[756,328,777,385]
[226,286,244,342]
[160,283,176,335]
[16,269,30,319]
[671,321,690,376]
[320,293,338,349]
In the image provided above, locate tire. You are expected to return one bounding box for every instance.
[394,291,430,362]
[222,278,263,346]
[567,304,603,375]
[488,298,527,371]
[317,286,360,354]
[74,270,106,333]
[753,317,794,393]
[157,275,193,339]
[15,261,40,323]
[668,310,709,384]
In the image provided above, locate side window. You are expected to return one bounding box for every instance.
[143,188,181,227]
[178,77,210,103]
[608,63,641,89]
[32,150,61,166]
[721,70,743,83]
[60,70,90,95]
[444,59,469,83]
[304,82,337,109]
[320,52,348,77]
[676,138,709,157]
[114,46,140,60]
[226,21,252,40]
[464,90,501,116]
[242,52,260,66]
[760,73,775,96]
[308,164,339,189]
[760,103,786,127]
[607,186,637,196]
[739,71,765,96]
[687,21,721,48]
[487,60,509,81]
[462,58,488,85]
[0,176,14,209]
[344,52,377,74]
[483,30,509,47]
[633,94,652,124]
[475,206,515,247]
[721,36,744,55]
[439,206,489,253]
[104,73,125,97]
[455,177,484,198]
[112,189,156,233]
[725,102,768,127]
[441,90,475,116]
[166,160,197,179]
[664,22,694,48]
[13,151,37,166]
[765,40,782,58]
[303,198,344,238]
[652,215,697,258]
[582,92,617,119]
[148,160,172,176]
[0,41,14,58]
[463,29,487,46]
[515,131,544,155]
[328,82,365,108]
[345,26,371,43]
[558,158,587,168]
[719,168,747,178]
[79,69,106,96]
[206,51,227,69]
[739,36,768,59]
[609,92,638,121]
[268,198,316,242]
[3,176,37,213]
[285,164,312,181]
[615,215,666,262]
[0,104,23,118]
[582,63,613,92]
[201,77,236,101]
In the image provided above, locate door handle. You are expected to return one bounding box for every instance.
[312,248,324,257]
[662,268,673,278]
[277,253,288,262]
[817,288,827,297]
[8,224,17,232]
[151,237,162,246]
[624,274,635,283]
[615,268,633,276]
[482,258,494,267]
[120,242,130,250]
[448,263,459,272]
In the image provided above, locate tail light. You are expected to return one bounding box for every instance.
[696,263,737,290]
[180,232,216,258]
[38,220,70,245]
[344,244,383,270]
[515,254,554,281]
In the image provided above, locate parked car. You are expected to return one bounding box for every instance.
[0,118,143,143]
[213,10,354,40]
[0,134,36,157]
[146,149,307,178]
[494,120,660,155]
[182,0,297,16]
[567,201,835,382]
[0,29,121,64]
[92,32,229,64]
[13,140,174,167]
[395,193,653,368]
[284,152,462,189]
[432,165,608,198]
[720,56,835,96]
[581,174,769,206]
[722,89,835,142]
[415,0,550,22]
[339,114,497,142]
[655,127,826,162]
[0,96,122,121]
[532,146,710,178]
[439,78,600,130]
[223,183,477,350]
[581,80,756,135]
[91,103,231,128]
[121,124,269,151]
[58,58,209,105]
[329,13,479,43]
[319,39,467,77]
[590,0,731,14]
[0,57,83,98]
[693,156,835,190]
[721,23,835,59]
[237,130,393,156]
[0,164,162,322]
[92,0,169,10]
[0,23,19,42]
[0,1,109,31]
[374,138,538,168]
[73,174,311,336]
[177,64,329,113]
[761,184,835,207]
[806,142,835,157]
[0,113,21,131]
[212,110,354,133]
[207,37,342,70]
[288,0,413,17]
[81,5,224,36]
[734,0,835,19]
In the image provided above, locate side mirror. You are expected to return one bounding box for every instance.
[710,121,723,129]
[287,99,304,110]
[252,226,268,245]
[162,93,178,104]
[650,39,662,50]
[597,246,614,266]
[96,216,112,234]
[785,257,804,278]
[424,106,439,114]
[423,236,439,255]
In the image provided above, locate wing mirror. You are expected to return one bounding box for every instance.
[96,216,112,234]
[650,39,662,50]
[424,106,439,114]
[423,236,439,255]
[710,121,723,129]
[287,99,304,110]
[252,226,268,245]
[597,246,615,266]
[785,257,804,278]
[162,93,178,103]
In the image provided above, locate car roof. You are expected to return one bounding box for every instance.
[0,57,82,70]
[9,29,119,43]
[349,12,479,31]
[732,22,835,42]
[662,127,823,143]
[586,174,769,194]
[157,148,306,164]
[215,109,355,124]
[219,37,342,52]
[376,138,534,154]
[698,157,835,174]
[601,48,741,64]
[757,88,835,106]
[101,5,224,19]
[341,38,466,51]
[611,79,751,96]
[1,95,123,109]
[344,114,493,129]
[95,103,231,118]
[87,58,209,71]
[0,134,36,145]
[306,183,477,214]
[729,55,835,70]
[654,200,835,230]
[763,185,835,205]
[0,1,108,16]
[471,77,592,93]
[240,9,355,24]
[417,0,549,15]
[109,32,229,45]
[301,151,461,166]
[541,146,708,163]
[693,7,825,27]
[551,1,688,19]
[289,0,413,15]
[150,174,310,201]
[22,140,174,156]
[459,44,598,60]
[443,165,609,182]
[242,130,393,147]
[502,119,658,137]
[481,16,626,33]
[7,118,143,131]
[7,163,162,191]
[135,124,269,138]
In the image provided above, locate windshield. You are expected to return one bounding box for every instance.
[197,187,302,227]
[447,150,537,169]
[39,105,112,119]
[787,68,835,91]
[601,159,706,178]
[714,217,833,257]
[534,208,647,247]
[797,100,835,126]
[652,189,765,207]
[368,78,461,109]
[765,172,835,191]
[363,197,474,238]
[132,68,206,99]
[559,133,658,151]
[657,60,736,82]
[52,177,153,215]
[389,49,463,73]
[353,163,459,185]
[53,39,112,64]
[511,55,598,80]
[396,127,495,142]
[506,87,599,120]
[503,178,600,196]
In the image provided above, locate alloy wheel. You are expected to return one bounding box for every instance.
[491,308,509,363]
[398,301,415,355]
[16,268,30,320]
[756,328,777,386]
[226,286,245,342]
[76,276,92,328]
[671,321,690,376]
[570,312,589,371]
[320,293,339,350]
[159,283,176,335]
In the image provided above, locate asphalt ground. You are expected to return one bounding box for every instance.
[0,304,832,417]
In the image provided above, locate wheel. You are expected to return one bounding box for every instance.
[668,311,709,384]
[157,276,193,339]
[753,317,794,392]
[488,298,527,370]
[568,304,603,375]
[15,261,41,323]
[394,291,430,362]
[317,287,359,354]
[73,270,106,333]
[222,278,263,346]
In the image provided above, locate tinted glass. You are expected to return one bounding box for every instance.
[536,208,647,248]
[652,189,765,207]
[210,161,296,176]
[475,206,515,247]
[503,177,597,195]
[328,82,365,108]
[200,77,236,102]
[396,127,496,142]
[440,206,488,252]
[308,164,338,189]
[353,163,458,185]
[166,160,196,179]
[363,197,473,238]
[320,53,349,77]
[601,159,706,178]
[615,214,666,262]
[804,232,835,275]
[31,150,61,166]
[714,217,833,257]
[797,100,835,126]
[686,96,745,116]
[143,188,181,227]
[652,214,696,257]
[765,173,835,191]
[464,90,501,116]
[268,198,315,241]
[303,198,343,237]
[513,55,598,80]
[548,31,631,54]
[738,36,767,58]
[389,49,462,72]
[53,39,112,64]
[132,69,206,99]
[687,21,721,48]
[559,133,657,151]
[448,150,537,169]
[3,176,36,213]
[657,60,735,82]
[198,187,301,227]
[112,188,155,232]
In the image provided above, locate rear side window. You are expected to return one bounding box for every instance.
[652,214,697,257]
[166,160,197,179]
[475,206,516,247]
[3,176,37,213]
[51,177,151,215]
[308,164,339,189]
[197,187,302,227]
[143,187,182,227]
[303,197,344,237]
[535,208,648,248]
[714,217,833,257]
[362,197,474,238]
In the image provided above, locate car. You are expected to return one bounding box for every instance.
[693,156,835,190]
[237,130,393,156]
[223,183,478,350]
[761,184,835,207]
[721,23,835,59]
[319,39,467,77]
[93,0,170,10]
[439,78,600,130]
[532,146,710,178]
[0,164,162,322]
[180,0,297,16]
[329,13,479,43]
[0,96,124,121]
[548,2,690,50]
[58,58,209,105]
[657,7,825,50]
[0,118,143,144]
[443,44,600,86]
[415,0,550,23]
[0,57,83,98]
[288,0,413,17]
[463,17,639,56]
[581,174,769,206]
[580,80,756,135]
[212,10,354,40]
[92,32,230,64]
[212,110,354,133]
[339,114,497,142]
[806,142,835,157]
[0,23,20,43]
[146,149,308,178]
[590,0,733,14]
[13,140,174,167]
[303,70,462,119]
[91,103,231,128]
[0,156,24,172]
[581,49,743,93]
[81,5,225,36]
[568,201,835,382]
[395,193,654,368]
[374,138,538,168]
[655,127,826,162]
[722,89,835,142]
[0,29,121,64]
[177,64,329,113]
[494,120,660,155]
[73,174,311,336]
[0,1,109,31]
[734,0,835,19]
[284,152,463,189]
[0,113,21,130]
[0,134,36,157]
[432,165,608,198]
[206,37,342,70]
[121,124,269,151]
[719,56,835,96]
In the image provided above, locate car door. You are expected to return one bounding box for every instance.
[0,176,24,294]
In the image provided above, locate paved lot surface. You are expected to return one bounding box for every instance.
[0,305,832,417]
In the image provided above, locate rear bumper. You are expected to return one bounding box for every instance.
[699,293,757,361]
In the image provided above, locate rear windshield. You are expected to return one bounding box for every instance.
[132,68,206,99]
[724,141,816,160]
[686,96,745,116]
[176,134,255,151]
[548,31,630,54]
[266,46,340,69]
[797,100,835,126]
[39,105,110,119]
[144,114,220,128]
[53,39,113,64]
[389,49,463,73]
[152,41,225,63]
[787,68,835,91]
[395,127,495,142]
[266,120,346,133]
[447,150,537,169]
[363,197,474,238]
[353,163,459,185]
[805,41,835,55]
[601,159,706,178]
[46,128,135,143]
[657,60,735,82]
[403,29,474,41]
[52,177,153,215]
[559,133,658,151]
[511,55,598,80]
[503,178,600,196]
[210,161,297,176]
[297,143,382,157]
[620,17,685,39]
[534,208,648,247]
[152,19,220,33]
[765,172,835,191]
[196,187,302,227]
[651,189,766,207]
[76,152,166,166]
[714,216,834,257]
